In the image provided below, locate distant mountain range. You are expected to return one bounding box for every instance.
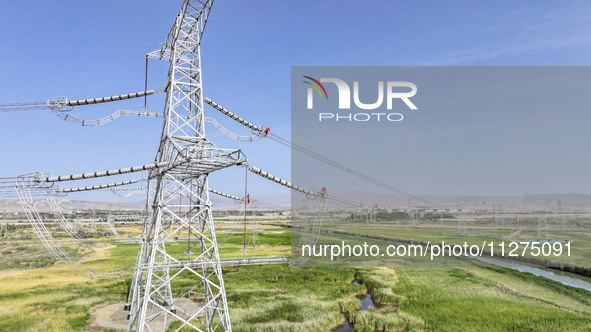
[0,199,145,213]
[325,192,591,212]
[0,193,292,213]
[1,193,589,213]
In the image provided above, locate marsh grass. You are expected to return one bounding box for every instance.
[355,269,406,306]
[350,268,424,331]
[222,265,363,331]
[392,267,591,331]
[349,309,424,332]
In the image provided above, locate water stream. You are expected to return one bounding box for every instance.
[474,256,591,292]
[336,317,354,332]
[335,282,377,332]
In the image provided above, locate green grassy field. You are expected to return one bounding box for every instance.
[1,224,591,331]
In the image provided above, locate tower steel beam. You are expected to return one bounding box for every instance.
[126,1,237,331]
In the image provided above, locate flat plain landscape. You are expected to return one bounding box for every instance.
[1,215,591,332]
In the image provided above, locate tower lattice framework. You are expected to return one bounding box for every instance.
[127,1,238,330]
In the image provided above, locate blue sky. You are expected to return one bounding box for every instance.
[1,1,591,202]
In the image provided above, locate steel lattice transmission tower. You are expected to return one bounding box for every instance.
[126,0,240,330]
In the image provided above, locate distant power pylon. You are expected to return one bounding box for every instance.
[408,199,418,224]
[556,199,567,230]
[248,222,261,247]
[493,201,505,226]
[457,219,468,236]
[1,212,7,235]
[538,216,550,239]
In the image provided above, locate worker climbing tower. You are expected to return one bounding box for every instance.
[126,1,238,330]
